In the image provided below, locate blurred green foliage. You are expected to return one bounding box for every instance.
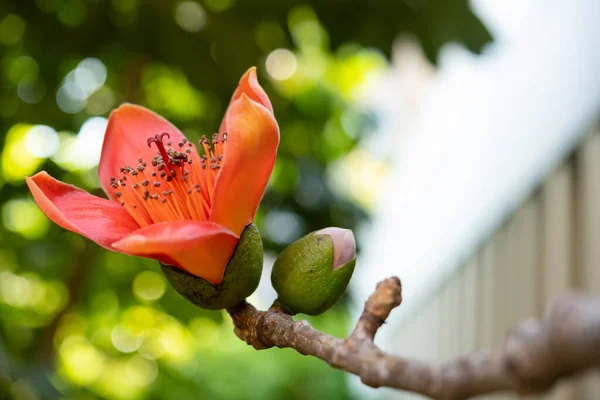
[0,1,490,399]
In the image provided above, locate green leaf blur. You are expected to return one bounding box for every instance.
[0,1,491,399]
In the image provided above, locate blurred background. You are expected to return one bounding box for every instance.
[0,1,491,399]
[1,0,599,399]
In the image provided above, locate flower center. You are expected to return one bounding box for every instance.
[108,132,227,227]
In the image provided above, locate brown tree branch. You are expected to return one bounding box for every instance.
[227,277,600,399]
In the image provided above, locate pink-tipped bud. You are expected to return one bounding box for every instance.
[314,227,356,270]
[271,227,357,315]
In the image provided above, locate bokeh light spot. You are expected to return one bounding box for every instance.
[0,272,32,307]
[57,58,106,113]
[133,271,166,303]
[91,290,119,316]
[143,64,206,120]
[36,0,64,13]
[57,0,87,27]
[188,317,219,349]
[35,280,68,315]
[126,355,158,386]
[174,1,207,32]
[86,86,116,115]
[47,118,107,171]
[1,124,44,182]
[17,80,46,104]
[111,0,140,14]
[287,5,317,28]
[49,132,77,171]
[295,169,325,209]
[327,149,389,208]
[111,324,142,353]
[56,85,86,114]
[138,328,166,360]
[7,56,39,85]
[292,20,327,50]
[25,125,60,158]
[157,317,194,361]
[254,21,286,53]
[264,209,304,245]
[59,335,105,385]
[2,199,50,240]
[266,49,297,81]
[75,58,107,95]
[204,0,235,12]
[75,117,108,169]
[0,14,26,46]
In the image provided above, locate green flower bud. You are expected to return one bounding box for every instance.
[161,223,263,310]
[271,227,356,315]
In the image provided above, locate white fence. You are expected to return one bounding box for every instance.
[389,130,600,399]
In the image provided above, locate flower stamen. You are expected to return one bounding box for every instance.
[109,131,228,228]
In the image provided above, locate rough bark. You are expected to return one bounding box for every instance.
[228,277,600,400]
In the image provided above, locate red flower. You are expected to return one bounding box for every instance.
[26,68,279,285]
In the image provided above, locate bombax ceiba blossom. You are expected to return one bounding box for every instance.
[26,67,279,308]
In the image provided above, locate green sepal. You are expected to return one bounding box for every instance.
[271,233,356,316]
[161,223,263,310]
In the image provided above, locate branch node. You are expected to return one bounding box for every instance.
[227,276,600,399]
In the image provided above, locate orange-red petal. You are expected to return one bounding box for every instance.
[219,67,273,134]
[211,94,279,236]
[112,220,238,285]
[26,171,140,249]
[98,104,198,201]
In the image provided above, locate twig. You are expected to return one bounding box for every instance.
[227,277,600,399]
